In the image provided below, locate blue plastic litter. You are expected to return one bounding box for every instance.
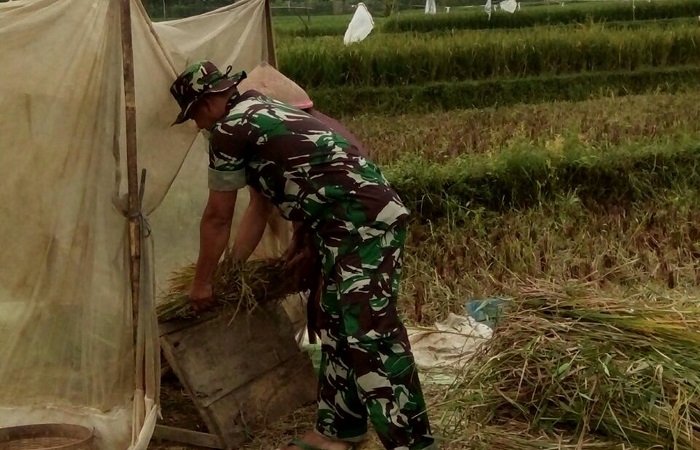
[465,297,507,328]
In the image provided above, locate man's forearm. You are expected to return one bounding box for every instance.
[230,214,266,262]
[193,212,233,287]
[230,193,272,262]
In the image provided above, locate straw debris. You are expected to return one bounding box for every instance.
[444,281,700,449]
[156,252,302,321]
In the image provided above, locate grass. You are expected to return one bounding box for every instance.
[277,15,700,40]
[345,91,700,165]
[268,0,700,38]
[399,189,700,325]
[309,66,700,116]
[272,14,366,38]
[278,24,700,87]
[386,137,700,218]
[325,91,700,217]
[383,0,700,32]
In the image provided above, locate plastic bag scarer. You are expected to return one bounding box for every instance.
[343,3,374,45]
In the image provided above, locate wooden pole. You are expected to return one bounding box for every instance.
[264,0,277,68]
[119,0,142,347]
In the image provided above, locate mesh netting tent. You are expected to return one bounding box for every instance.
[0,0,286,448]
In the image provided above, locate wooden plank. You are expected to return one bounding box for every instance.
[208,352,317,448]
[160,305,301,406]
[160,337,222,441]
[152,425,224,449]
[159,309,222,336]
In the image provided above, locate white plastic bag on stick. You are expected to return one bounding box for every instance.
[500,0,517,13]
[343,3,374,45]
[425,0,437,14]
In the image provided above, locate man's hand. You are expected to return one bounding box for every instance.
[283,222,310,263]
[283,223,320,292]
[189,282,215,313]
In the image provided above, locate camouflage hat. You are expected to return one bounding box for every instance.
[170,60,246,125]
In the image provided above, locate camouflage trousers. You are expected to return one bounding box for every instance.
[312,224,436,450]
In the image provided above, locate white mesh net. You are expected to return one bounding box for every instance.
[0,0,282,448]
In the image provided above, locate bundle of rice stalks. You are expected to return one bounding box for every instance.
[156,253,303,321]
[442,280,700,449]
[463,423,640,450]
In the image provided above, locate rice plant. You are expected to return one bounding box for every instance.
[278,24,700,87]
[382,0,700,32]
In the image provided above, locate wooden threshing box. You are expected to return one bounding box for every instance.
[159,303,317,449]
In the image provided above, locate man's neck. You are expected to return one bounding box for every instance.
[207,89,241,127]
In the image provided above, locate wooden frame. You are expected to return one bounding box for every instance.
[119,0,144,403]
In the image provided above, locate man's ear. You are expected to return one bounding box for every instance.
[199,96,213,114]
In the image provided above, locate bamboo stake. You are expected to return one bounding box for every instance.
[119,0,142,348]
[264,0,277,68]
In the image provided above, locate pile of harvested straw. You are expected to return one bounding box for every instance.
[442,281,700,449]
[156,253,303,321]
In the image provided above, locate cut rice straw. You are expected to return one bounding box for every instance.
[156,251,302,321]
[440,280,700,449]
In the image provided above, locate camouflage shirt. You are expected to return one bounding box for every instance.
[207,91,409,241]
